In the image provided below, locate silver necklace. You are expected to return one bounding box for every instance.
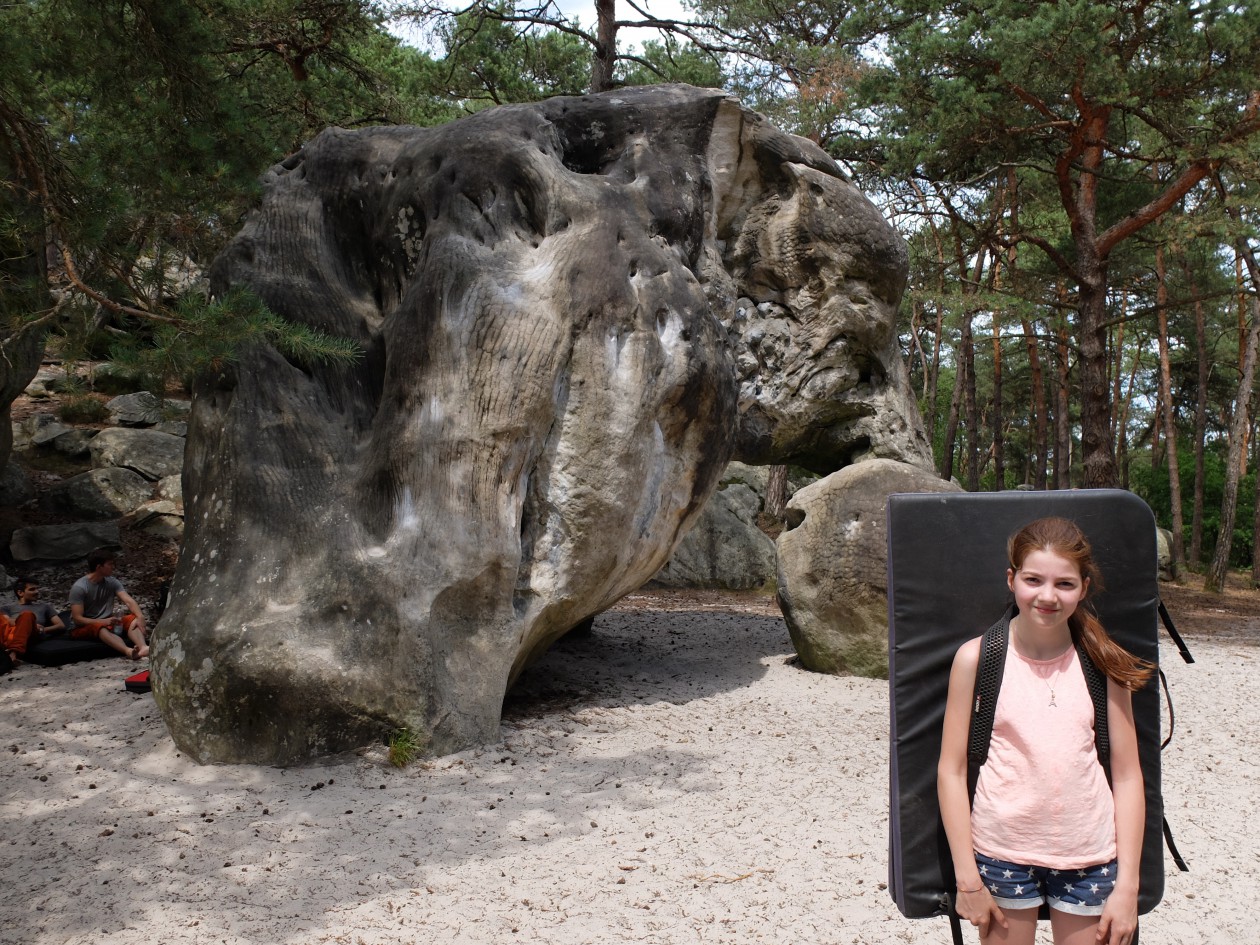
[1042,665,1061,707]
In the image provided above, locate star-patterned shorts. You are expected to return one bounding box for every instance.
[974,851,1119,916]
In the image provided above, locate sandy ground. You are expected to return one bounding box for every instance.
[1,592,1255,945]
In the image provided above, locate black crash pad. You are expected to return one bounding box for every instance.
[886,489,1170,921]
[21,610,118,666]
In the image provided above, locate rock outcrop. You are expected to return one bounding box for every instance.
[10,522,121,563]
[776,459,960,678]
[44,467,154,520]
[89,428,185,481]
[153,84,933,765]
[650,483,776,590]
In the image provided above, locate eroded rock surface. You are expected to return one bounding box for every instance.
[776,459,960,678]
[153,85,931,765]
[651,483,776,591]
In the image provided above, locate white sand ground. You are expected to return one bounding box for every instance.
[1,593,1254,945]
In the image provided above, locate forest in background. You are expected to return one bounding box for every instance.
[3,0,1260,587]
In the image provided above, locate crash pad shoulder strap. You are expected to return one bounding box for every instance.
[965,608,1111,802]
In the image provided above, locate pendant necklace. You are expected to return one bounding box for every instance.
[1042,665,1060,707]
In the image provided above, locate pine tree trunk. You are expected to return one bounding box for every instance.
[963,309,980,491]
[1020,315,1048,489]
[910,300,930,398]
[764,464,789,521]
[1078,261,1120,488]
[941,312,969,483]
[592,0,617,92]
[992,309,1004,491]
[1054,313,1072,489]
[1112,297,1128,486]
[1206,245,1260,593]
[1115,332,1145,492]
[1155,244,1185,575]
[928,302,943,447]
[1189,269,1209,565]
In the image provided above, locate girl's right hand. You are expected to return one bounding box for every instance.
[956,886,1008,938]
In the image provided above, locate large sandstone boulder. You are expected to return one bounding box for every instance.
[776,459,960,678]
[154,84,933,765]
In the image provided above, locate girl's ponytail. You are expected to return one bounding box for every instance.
[1071,606,1153,691]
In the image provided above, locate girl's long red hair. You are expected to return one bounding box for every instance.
[1008,516,1154,691]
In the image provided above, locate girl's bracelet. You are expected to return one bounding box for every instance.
[956,883,984,894]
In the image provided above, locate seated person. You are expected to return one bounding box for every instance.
[69,547,149,660]
[1,577,65,664]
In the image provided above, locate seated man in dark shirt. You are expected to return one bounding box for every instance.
[0,577,65,664]
[69,548,148,660]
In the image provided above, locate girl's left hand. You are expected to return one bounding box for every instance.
[1096,887,1138,944]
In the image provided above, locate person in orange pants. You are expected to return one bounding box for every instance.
[1,578,65,665]
[69,548,148,660]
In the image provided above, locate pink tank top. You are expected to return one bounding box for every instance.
[970,642,1117,868]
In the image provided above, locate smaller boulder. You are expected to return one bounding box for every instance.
[89,363,153,395]
[90,427,185,481]
[153,421,188,437]
[23,367,63,399]
[44,467,154,520]
[0,461,34,507]
[30,420,74,446]
[776,459,962,678]
[10,523,121,563]
[157,475,183,504]
[131,499,184,539]
[1156,527,1174,581]
[14,413,60,451]
[107,391,163,427]
[51,428,95,458]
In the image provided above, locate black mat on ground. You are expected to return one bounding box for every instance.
[886,489,1168,922]
[22,611,117,666]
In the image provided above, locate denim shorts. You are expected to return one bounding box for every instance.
[975,851,1118,916]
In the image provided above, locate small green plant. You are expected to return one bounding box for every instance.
[56,394,110,424]
[387,728,422,768]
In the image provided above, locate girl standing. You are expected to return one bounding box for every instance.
[938,517,1153,945]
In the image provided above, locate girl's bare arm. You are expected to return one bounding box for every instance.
[938,638,1008,935]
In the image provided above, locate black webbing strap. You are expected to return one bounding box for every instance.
[1158,600,1194,665]
[1078,642,1112,783]
[965,608,1013,800]
[1156,597,1193,873]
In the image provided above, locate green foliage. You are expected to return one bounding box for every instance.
[106,289,362,386]
[432,7,590,110]
[1130,448,1256,569]
[0,0,419,399]
[387,727,422,768]
[618,39,724,89]
[55,395,110,424]
[687,0,869,147]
